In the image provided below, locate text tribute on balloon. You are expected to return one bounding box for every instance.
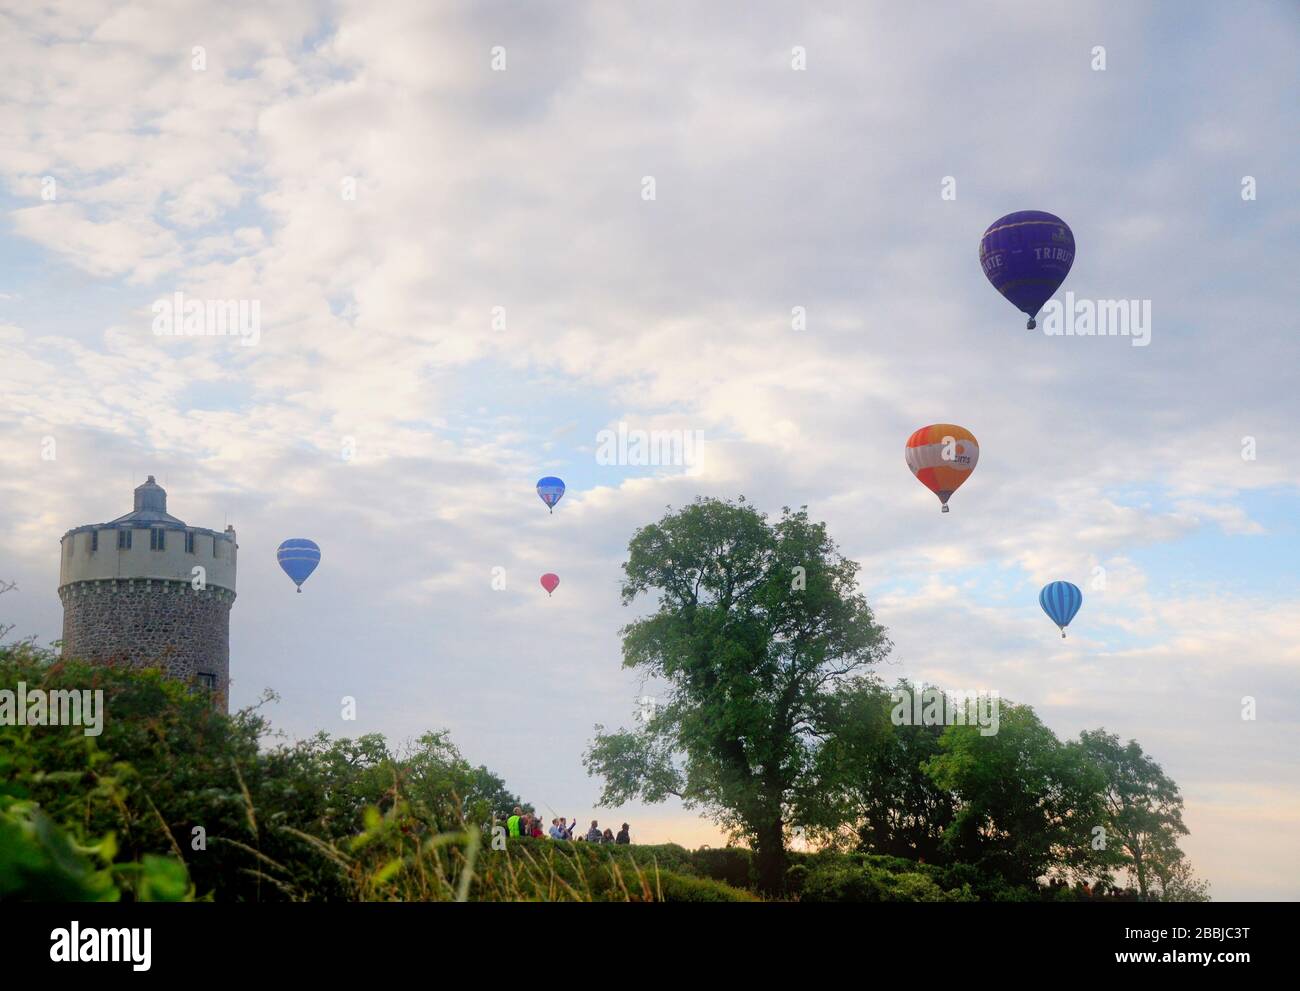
[979,211,1075,330]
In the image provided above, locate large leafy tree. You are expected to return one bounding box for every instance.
[584,498,890,894]
[797,678,956,861]
[924,704,1111,888]
[1080,729,1193,900]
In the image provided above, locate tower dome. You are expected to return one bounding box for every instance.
[58,477,237,710]
[130,475,173,518]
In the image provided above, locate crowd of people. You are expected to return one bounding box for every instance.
[503,808,630,845]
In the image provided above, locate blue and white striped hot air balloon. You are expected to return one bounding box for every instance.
[1039,581,1082,638]
[278,538,321,593]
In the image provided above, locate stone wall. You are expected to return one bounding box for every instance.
[58,579,234,712]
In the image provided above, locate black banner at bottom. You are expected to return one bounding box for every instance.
[3,901,1288,978]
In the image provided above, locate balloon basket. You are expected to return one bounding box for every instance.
[941,505,950,513]
[1027,318,1036,330]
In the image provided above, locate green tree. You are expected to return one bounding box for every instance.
[798,678,955,861]
[584,498,890,894]
[400,730,526,829]
[925,703,1109,888]
[1148,850,1211,902]
[1080,729,1195,900]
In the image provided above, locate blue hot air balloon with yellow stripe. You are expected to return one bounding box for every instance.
[1039,581,1082,638]
[278,538,320,593]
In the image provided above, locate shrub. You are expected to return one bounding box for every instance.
[656,871,757,902]
[784,863,809,897]
[799,857,974,902]
[0,799,192,902]
[690,846,754,888]
[801,861,885,901]
[608,841,696,876]
[0,644,534,902]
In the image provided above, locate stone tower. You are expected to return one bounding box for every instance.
[58,476,237,710]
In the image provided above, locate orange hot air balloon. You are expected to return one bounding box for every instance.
[905,424,979,513]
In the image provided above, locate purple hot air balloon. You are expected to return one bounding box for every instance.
[979,211,1075,329]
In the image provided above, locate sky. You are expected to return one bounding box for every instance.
[1,0,1297,899]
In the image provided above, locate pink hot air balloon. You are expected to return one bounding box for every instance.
[540,573,560,596]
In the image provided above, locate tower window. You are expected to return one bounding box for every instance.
[185,532,195,554]
[91,531,98,553]
[118,530,132,550]
[196,672,217,692]
[150,528,166,551]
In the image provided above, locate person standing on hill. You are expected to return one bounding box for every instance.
[616,823,630,845]
[602,828,615,844]
[506,807,522,839]
[586,820,603,843]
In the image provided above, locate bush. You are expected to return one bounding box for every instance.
[0,799,192,902]
[607,841,696,876]
[656,871,757,902]
[888,872,968,902]
[801,861,885,901]
[690,846,754,888]
[785,862,809,897]
[799,856,975,902]
[1,643,545,902]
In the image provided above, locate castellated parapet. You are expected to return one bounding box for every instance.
[58,476,237,711]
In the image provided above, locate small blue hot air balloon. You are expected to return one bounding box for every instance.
[278,538,320,593]
[1039,581,1082,638]
[980,211,1076,329]
[536,476,565,514]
